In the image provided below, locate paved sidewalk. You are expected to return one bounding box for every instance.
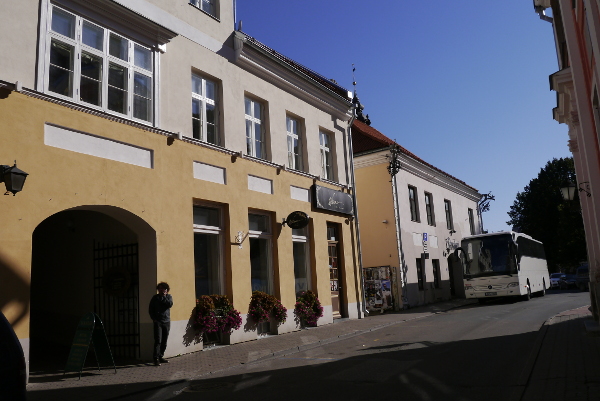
[520,306,600,401]
[26,299,473,401]
[26,300,600,401]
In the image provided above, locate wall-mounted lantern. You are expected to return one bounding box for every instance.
[560,181,577,201]
[1,162,28,196]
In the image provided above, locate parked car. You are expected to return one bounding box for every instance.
[0,310,27,401]
[577,265,590,291]
[559,274,577,289]
[550,273,565,289]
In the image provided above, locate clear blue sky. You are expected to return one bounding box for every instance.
[236,0,571,232]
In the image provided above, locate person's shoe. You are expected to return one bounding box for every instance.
[159,357,169,364]
[154,359,161,366]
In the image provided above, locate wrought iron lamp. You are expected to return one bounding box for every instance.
[560,181,577,201]
[1,162,28,195]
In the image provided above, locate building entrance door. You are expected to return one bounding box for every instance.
[327,224,342,319]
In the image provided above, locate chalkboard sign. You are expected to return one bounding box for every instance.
[314,185,354,215]
[64,313,116,379]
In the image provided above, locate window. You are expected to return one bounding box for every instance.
[319,131,333,180]
[249,213,272,294]
[468,208,476,235]
[245,97,266,159]
[193,205,223,297]
[189,0,217,18]
[292,226,310,295]
[408,186,420,222]
[424,192,435,226]
[416,258,424,290]
[432,259,440,289]
[444,199,454,230]
[286,116,303,171]
[46,5,154,122]
[191,74,218,144]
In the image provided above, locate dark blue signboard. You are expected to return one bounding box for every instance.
[314,185,354,215]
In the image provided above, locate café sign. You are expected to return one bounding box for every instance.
[314,185,354,215]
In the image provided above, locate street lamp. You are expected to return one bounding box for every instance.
[1,162,28,196]
[560,180,577,201]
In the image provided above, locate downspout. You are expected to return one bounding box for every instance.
[346,106,369,318]
[390,155,409,309]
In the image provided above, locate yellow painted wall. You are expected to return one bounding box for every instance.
[0,88,358,341]
[355,162,400,269]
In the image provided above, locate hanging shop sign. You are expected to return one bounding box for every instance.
[313,185,354,215]
[283,211,310,229]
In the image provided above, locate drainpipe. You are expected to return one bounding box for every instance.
[390,155,409,310]
[346,103,369,318]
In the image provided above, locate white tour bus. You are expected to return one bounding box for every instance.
[455,231,549,302]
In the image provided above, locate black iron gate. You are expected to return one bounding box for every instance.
[93,242,140,359]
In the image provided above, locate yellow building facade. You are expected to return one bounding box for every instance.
[0,0,362,373]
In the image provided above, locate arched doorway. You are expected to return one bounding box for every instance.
[30,206,156,371]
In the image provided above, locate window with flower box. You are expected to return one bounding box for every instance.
[193,205,224,297]
[44,5,155,123]
[249,212,273,294]
[292,226,311,295]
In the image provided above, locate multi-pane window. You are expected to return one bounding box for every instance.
[193,206,223,297]
[416,258,424,290]
[249,213,272,294]
[46,5,154,122]
[189,0,217,17]
[191,74,218,144]
[432,259,440,289]
[424,192,435,226]
[286,116,303,171]
[444,199,454,230]
[319,131,333,180]
[408,186,420,222]
[468,208,476,235]
[292,226,310,295]
[245,97,266,159]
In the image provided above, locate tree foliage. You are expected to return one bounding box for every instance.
[506,157,586,272]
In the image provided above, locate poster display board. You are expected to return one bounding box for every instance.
[362,266,394,312]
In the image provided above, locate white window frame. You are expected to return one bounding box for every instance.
[286,116,303,171]
[189,0,218,18]
[248,212,273,294]
[193,204,224,295]
[245,97,266,159]
[43,4,155,124]
[191,74,219,145]
[319,130,333,180]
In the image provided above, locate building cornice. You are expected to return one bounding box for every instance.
[550,67,574,124]
[234,32,352,121]
[0,81,348,189]
[354,150,481,202]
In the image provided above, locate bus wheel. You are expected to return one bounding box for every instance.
[541,281,546,297]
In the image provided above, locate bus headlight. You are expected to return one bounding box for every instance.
[507,282,519,288]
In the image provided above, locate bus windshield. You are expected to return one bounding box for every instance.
[461,234,518,278]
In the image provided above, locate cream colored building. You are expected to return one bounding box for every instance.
[0,0,363,374]
[353,120,482,308]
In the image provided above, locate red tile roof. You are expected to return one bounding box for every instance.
[352,120,477,191]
